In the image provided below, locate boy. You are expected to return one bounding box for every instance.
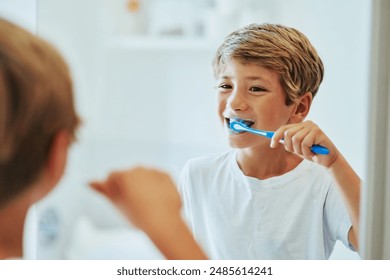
[0,17,79,259]
[0,18,206,260]
[179,23,360,259]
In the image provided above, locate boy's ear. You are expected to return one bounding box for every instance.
[28,130,71,204]
[289,92,313,123]
[42,130,71,190]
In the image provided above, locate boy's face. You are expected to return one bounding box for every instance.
[216,60,296,149]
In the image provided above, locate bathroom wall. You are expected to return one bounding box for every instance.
[1,0,370,259]
[0,0,36,31]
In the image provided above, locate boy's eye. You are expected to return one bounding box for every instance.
[250,86,266,92]
[220,84,231,89]
[217,84,232,92]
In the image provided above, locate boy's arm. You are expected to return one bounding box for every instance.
[90,167,208,260]
[328,153,360,250]
[271,120,361,251]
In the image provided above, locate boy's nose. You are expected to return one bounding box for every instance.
[227,90,248,111]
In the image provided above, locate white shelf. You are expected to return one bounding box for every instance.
[106,36,219,52]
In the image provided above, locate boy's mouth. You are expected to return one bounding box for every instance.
[225,117,255,133]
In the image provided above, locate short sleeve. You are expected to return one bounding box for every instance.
[323,180,353,250]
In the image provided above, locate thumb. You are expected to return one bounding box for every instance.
[89,181,113,199]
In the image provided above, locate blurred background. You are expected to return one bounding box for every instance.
[0,0,371,259]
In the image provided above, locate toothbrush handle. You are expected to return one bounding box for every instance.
[311,145,329,155]
[241,125,329,155]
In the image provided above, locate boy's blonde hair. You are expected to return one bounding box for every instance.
[213,23,324,105]
[0,19,80,205]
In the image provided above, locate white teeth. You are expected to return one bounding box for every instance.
[227,117,239,123]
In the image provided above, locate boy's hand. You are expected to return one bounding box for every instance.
[90,167,182,233]
[90,167,208,260]
[270,120,338,168]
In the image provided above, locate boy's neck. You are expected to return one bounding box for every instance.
[0,192,32,259]
[236,146,303,180]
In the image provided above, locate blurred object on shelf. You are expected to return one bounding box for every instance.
[147,0,204,38]
[126,0,140,12]
[115,0,148,36]
[202,0,241,40]
[201,0,273,41]
[107,0,273,41]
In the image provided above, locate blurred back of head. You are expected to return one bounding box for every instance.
[0,18,80,206]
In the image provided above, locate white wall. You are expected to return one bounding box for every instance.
[0,0,36,31]
[2,0,371,259]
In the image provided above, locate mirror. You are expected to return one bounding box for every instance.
[1,0,372,259]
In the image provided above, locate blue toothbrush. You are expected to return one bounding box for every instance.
[229,121,329,155]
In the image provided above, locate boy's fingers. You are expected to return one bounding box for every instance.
[291,126,313,155]
[89,180,118,201]
[89,181,105,193]
[270,129,284,148]
[271,124,300,148]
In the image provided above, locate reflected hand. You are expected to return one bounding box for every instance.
[90,166,208,260]
[90,166,182,233]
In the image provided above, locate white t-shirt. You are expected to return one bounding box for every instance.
[179,149,352,259]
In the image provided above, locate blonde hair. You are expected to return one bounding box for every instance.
[0,18,80,204]
[212,23,324,105]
